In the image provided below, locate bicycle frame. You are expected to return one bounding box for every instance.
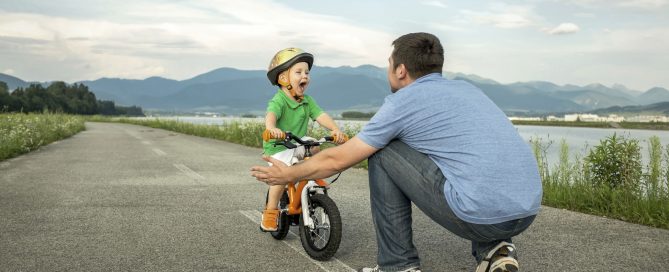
[262,129,346,261]
[263,130,341,228]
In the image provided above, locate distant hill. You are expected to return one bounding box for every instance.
[638,87,669,105]
[2,66,668,114]
[591,101,669,116]
[0,73,30,90]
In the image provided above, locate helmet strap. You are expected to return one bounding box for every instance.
[279,72,303,102]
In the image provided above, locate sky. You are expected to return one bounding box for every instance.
[0,0,668,91]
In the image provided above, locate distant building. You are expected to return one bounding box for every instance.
[546,115,563,121]
[508,116,542,121]
[626,115,669,122]
[563,114,624,122]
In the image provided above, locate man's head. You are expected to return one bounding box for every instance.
[388,32,444,93]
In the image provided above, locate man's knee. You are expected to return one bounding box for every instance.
[369,140,401,167]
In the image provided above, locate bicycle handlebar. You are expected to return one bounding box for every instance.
[261,129,349,148]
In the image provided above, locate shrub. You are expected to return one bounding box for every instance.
[585,133,642,192]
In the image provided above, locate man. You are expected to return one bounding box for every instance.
[251,32,542,272]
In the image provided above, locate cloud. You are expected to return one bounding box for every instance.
[617,0,669,8]
[460,5,536,29]
[422,1,448,8]
[560,0,668,9]
[3,69,15,75]
[0,0,395,81]
[543,23,581,35]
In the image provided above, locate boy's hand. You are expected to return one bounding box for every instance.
[331,130,347,145]
[268,128,284,139]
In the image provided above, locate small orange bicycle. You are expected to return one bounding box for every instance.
[262,130,348,261]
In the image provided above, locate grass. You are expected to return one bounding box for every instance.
[0,113,85,161]
[531,135,669,229]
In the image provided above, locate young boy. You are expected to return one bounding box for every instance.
[261,47,346,232]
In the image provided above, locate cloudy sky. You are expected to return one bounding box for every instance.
[0,0,667,91]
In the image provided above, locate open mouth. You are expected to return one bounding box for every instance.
[299,82,308,91]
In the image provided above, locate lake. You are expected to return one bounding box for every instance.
[144,116,669,166]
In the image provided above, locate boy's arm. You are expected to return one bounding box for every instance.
[315,113,346,144]
[265,112,283,138]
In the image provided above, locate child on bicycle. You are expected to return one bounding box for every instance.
[261,47,346,232]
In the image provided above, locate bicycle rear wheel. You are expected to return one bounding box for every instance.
[299,194,342,261]
[264,190,290,240]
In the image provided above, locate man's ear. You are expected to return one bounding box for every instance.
[395,63,408,80]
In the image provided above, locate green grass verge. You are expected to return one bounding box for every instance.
[1,113,86,161]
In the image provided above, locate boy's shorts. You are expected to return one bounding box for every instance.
[267,136,315,166]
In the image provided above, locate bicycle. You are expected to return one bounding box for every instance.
[261,129,348,261]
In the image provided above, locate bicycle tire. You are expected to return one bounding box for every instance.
[264,190,290,240]
[299,194,342,261]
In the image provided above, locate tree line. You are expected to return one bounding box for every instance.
[0,81,144,116]
[341,111,376,119]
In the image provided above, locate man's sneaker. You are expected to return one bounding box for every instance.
[475,242,519,272]
[360,265,421,272]
[260,209,280,232]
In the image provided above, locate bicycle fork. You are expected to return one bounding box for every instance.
[300,180,323,229]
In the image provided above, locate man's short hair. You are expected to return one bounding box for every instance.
[391,32,444,79]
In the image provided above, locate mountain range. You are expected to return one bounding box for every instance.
[2,65,668,115]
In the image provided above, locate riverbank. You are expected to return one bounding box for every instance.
[511,120,669,130]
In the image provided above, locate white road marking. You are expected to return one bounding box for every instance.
[152,148,167,156]
[142,141,151,145]
[173,163,204,180]
[238,210,355,272]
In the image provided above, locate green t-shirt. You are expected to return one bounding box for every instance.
[263,89,324,155]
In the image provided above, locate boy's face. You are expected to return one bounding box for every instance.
[281,62,310,96]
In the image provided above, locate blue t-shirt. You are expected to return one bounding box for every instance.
[357,73,542,224]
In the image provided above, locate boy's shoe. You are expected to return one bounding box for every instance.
[475,242,519,272]
[260,209,280,232]
[360,265,421,272]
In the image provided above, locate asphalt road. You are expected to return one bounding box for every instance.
[1,122,668,272]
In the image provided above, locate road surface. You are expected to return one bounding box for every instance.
[1,122,668,271]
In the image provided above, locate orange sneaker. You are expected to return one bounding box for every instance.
[260,209,280,232]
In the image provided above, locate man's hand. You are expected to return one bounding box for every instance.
[251,156,293,185]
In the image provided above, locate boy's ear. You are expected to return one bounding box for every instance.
[278,72,290,86]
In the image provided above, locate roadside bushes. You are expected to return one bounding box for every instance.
[0,113,85,161]
[532,133,669,229]
[585,134,642,191]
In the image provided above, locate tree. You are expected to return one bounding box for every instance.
[2,81,143,116]
[0,81,14,112]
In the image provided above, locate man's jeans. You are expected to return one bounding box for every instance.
[368,140,536,271]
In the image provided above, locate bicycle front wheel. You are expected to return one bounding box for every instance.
[299,194,342,261]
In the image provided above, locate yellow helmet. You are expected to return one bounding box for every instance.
[267,47,314,86]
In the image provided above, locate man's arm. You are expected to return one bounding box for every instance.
[250,136,378,185]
